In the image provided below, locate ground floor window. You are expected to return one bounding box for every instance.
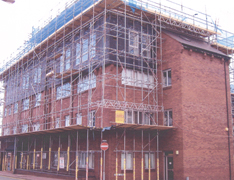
[78,152,94,169]
[121,152,133,170]
[145,153,155,169]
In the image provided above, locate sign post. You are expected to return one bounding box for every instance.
[100,141,109,180]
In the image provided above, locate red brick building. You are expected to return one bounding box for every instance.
[0,0,233,180]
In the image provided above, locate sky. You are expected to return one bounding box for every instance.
[0,0,233,63]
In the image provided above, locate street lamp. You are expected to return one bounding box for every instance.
[2,0,15,4]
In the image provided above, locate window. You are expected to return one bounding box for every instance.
[77,74,96,93]
[88,111,95,127]
[8,106,11,115]
[78,152,94,169]
[56,83,71,100]
[53,151,67,168]
[22,124,28,133]
[163,69,171,87]
[3,128,9,136]
[121,152,133,170]
[122,69,154,89]
[14,102,18,114]
[76,42,81,65]
[145,153,155,169]
[76,113,82,125]
[129,30,139,56]
[82,39,88,62]
[13,127,17,134]
[75,33,96,65]
[53,152,58,167]
[34,66,41,84]
[125,110,154,125]
[164,110,173,126]
[4,108,7,117]
[65,115,70,127]
[22,73,29,90]
[33,123,40,131]
[35,93,41,107]
[55,118,60,128]
[60,48,71,73]
[90,33,96,58]
[23,98,29,111]
[142,34,151,58]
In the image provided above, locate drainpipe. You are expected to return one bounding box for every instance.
[224,60,232,180]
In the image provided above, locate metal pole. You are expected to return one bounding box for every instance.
[86,129,89,180]
[12,137,17,173]
[48,135,51,171]
[75,131,79,180]
[141,130,143,180]
[124,129,126,180]
[157,130,159,180]
[103,150,106,180]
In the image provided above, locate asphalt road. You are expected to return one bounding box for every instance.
[0,176,23,180]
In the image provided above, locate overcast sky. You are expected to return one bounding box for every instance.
[0,0,233,62]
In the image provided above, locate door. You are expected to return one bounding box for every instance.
[165,151,173,180]
[7,152,12,171]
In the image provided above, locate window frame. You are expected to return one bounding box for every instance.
[56,83,71,100]
[129,30,139,56]
[164,109,173,126]
[163,69,172,87]
[14,102,18,114]
[22,98,30,111]
[145,152,155,169]
[35,93,41,107]
[121,152,133,170]
[34,65,42,84]
[77,73,96,93]
[65,115,70,127]
[88,110,96,127]
[22,124,28,133]
[125,110,154,125]
[76,113,82,125]
[78,151,94,169]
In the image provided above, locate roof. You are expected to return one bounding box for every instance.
[164,30,230,59]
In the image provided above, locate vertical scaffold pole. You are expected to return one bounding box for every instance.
[157,130,159,180]
[27,138,29,170]
[141,130,144,180]
[100,131,103,180]
[76,131,79,180]
[57,135,60,173]
[67,133,70,172]
[115,131,118,180]
[48,135,51,170]
[13,137,17,173]
[20,141,23,169]
[133,132,135,180]
[33,138,36,170]
[86,129,89,180]
[148,132,151,180]
[124,129,126,180]
[40,137,43,170]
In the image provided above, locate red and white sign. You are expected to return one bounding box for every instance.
[100,142,109,151]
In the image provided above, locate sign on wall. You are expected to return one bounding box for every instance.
[115,110,124,123]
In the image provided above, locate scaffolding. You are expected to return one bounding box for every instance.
[0,0,234,179]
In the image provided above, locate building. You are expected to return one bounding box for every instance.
[0,0,234,179]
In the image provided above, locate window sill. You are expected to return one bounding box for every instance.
[163,86,172,90]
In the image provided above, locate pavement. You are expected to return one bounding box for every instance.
[0,171,57,180]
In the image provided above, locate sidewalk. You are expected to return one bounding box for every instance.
[0,171,57,180]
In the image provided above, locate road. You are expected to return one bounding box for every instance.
[0,175,24,180]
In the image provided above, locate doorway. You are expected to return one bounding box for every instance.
[165,151,173,180]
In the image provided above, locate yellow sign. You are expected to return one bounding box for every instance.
[115,110,124,123]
